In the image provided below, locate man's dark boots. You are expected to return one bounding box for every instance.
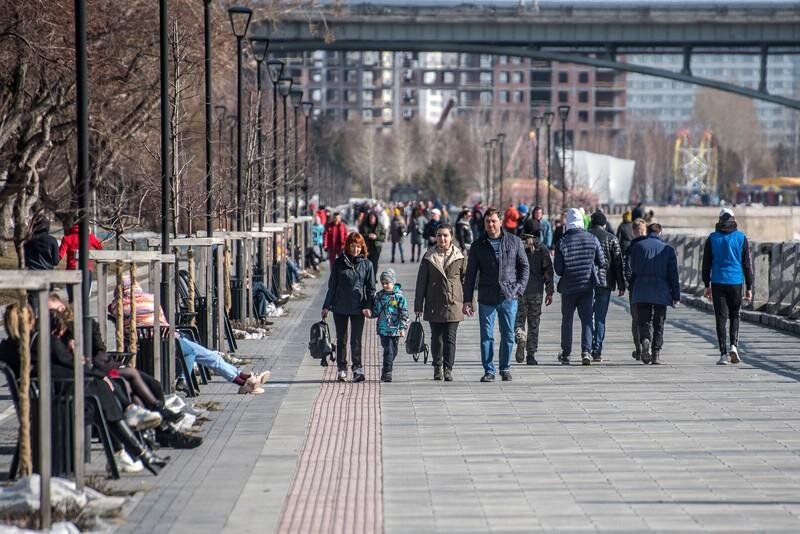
[526,354,538,365]
[433,366,443,381]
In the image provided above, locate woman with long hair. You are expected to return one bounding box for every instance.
[322,232,376,382]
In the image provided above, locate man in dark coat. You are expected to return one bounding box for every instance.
[588,210,626,362]
[463,208,529,382]
[616,211,635,256]
[629,223,680,365]
[623,218,648,360]
[24,213,61,270]
[554,208,606,365]
[514,218,554,366]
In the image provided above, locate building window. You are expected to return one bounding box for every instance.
[558,91,569,103]
[579,71,589,83]
[480,71,493,86]
[578,91,589,103]
[362,71,373,86]
[443,71,455,84]
[499,71,509,83]
[578,110,589,122]
[326,70,340,83]
[311,89,321,102]
[480,91,493,105]
[512,90,524,103]
[311,70,323,83]
[346,70,358,84]
[499,91,509,104]
[510,56,522,65]
[512,71,524,84]
[423,71,437,85]
[558,72,568,83]
[325,89,338,102]
[346,90,357,103]
[362,90,373,103]
[498,55,508,64]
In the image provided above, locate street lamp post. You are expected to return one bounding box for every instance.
[277,77,293,221]
[543,111,555,218]
[483,141,491,205]
[490,138,498,206]
[267,61,285,222]
[214,105,227,228]
[290,89,303,218]
[496,133,506,208]
[302,101,314,215]
[228,5,251,319]
[250,38,269,232]
[557,105,571,213]
[203,0,214,237]
[531,115,543,207]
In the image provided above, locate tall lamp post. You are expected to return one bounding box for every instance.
[228,5,251,319]
[277,76,293,221]
[290,89,303,218]
[250,38,270,232]
[496,133,506,207]
[302,101,314,214]
[214,105,227,228]
[483,141,492,205]
[543,111,555,218]
[531,114,543,207]
[557,105,571,213]
[203,0,214,237]
[267,61,285,222]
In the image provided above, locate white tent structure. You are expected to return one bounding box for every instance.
[570,150,635,205]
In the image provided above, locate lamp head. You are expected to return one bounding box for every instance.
[267,60,284,84]
[214,105,227,120]
[497,133,506,143]
[302,101,314,117]
[543,111,555,125]
[531,115,543,129]
[290,89,304,108]
[277,77,293,97]
[249,37,270,62]
[227,6,252,38]
[558,105,571,122]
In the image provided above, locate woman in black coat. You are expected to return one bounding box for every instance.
[322,232,375,383]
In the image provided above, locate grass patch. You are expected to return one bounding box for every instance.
[195,400,222,411]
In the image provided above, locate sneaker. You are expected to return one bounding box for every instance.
[443,368,453,382]
[651,351,661,365]
[640,339,652,364]
[113,449,144,473]
[255,370,271,384]
[238,381,265,394]
[221,352,244,365]
[557,352,570,365]
[353,371,366,383]
[581,353,592,366]
[514,339,526,363]
[717,353,729,365]
[157,429,203,449]
[380,372,392,383]
[337,370,348,382]
[433,367,443,381]
[729,345,740,364]
[592,352,602,362]
[632,349,641,361]
[500,371,512,382]
[526,355,538,365]
[480,373,495,383]
[125,405,163,431]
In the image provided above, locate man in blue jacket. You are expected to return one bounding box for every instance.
[554,208,607,365]
[629,223,680,365]
[463,208,529,382]
[701,208,753,365]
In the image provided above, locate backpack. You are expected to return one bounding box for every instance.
[404,317,429,364]
[308,320,336,367]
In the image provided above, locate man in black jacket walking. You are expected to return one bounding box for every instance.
[588,211,625,362]
[463,208,529,382]
[514,218,554,365]
[554,208,607,365]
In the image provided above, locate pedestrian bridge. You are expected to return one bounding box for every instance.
[57,247,800,533]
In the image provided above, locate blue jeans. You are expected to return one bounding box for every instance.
[560,290,594,357]
[178,336,238,382]
[478,299,518,375]
[592,288,612,356]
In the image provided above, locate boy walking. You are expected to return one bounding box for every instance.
[514,218,554,365]
[372,269,409,382]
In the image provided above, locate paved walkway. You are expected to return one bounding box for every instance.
[3,247,800,533]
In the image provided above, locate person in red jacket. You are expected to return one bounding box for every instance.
[503,204,520,233]
[323,212,349,270]
[59,220,104,301]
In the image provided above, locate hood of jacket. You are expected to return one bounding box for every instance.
[32,217,51,235]
[343,253,367,268]
[715,218,738,234]
[66,224,80,235]
[423,244,464,275]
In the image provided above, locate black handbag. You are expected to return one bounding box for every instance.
[404,317,429,364]
[308,320,336,367]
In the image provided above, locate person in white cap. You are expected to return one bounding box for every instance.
[423,208,442,247]
[553,208,606,365]
[702,208,753,365]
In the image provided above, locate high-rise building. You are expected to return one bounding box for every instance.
[626,53,797,148]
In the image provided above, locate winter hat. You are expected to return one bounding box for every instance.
[431,208,441,216]
[566,208,584,230]
[719,207,735,220]
[379,269,397,285]
[518,203,529,216]
[590,210,607,227]
[523,217,542,237]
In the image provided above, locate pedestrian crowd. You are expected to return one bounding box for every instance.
[320,200,753,382]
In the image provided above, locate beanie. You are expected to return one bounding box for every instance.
[523,217,541,237]
[566,208,584,230]
[380,269,397,285]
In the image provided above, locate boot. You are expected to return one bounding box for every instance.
[139,449,170,476]
[651,351,661,365]
[111,420,170,476]
[433,366,443,381]
[443,368,453,382]
[526,353,538,365]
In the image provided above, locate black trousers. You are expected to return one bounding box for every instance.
[380,336,398,373]
[333,313,365,371]
[629,292,640,352]
[429,321,459,370]
[635,303,667,352]
[368,247,381,280]
[711,283,743,354]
